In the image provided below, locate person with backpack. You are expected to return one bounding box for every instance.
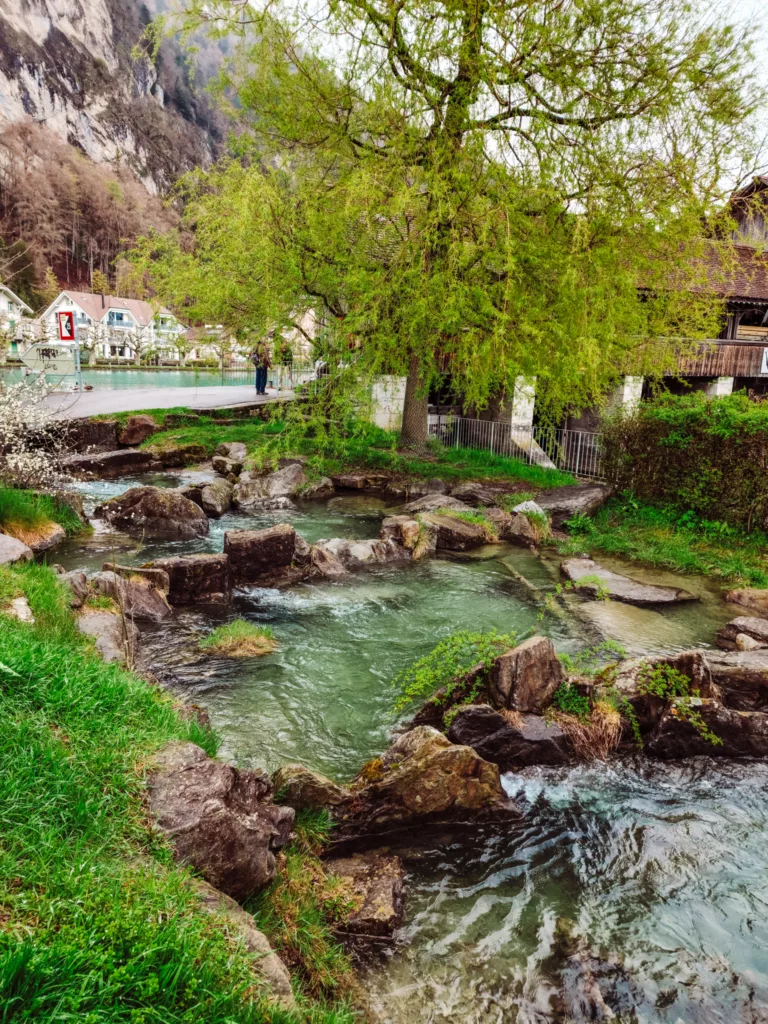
[251,341,271,394]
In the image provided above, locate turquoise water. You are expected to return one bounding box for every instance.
[0,367,228,389]
[53,472,768,1022]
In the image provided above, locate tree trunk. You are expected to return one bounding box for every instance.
[400,353,429,446]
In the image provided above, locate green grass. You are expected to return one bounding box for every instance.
[561,493,768,588]
[0,562,356,1024]
[137,414,575,490]
[435,507,498,539]
[248,810,356,1005]
[0,486,83,536]
[200,620,278,657]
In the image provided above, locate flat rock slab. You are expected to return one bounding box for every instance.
[560,558,697,605]
[64,448,156,479]
[402,493,472,515]
[323,853,405,941]
[0,533,33,565]
[77,610,138,665]
[447,705,573,769]
[717,616,768,651]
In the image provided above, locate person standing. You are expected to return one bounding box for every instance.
[251,341,271,394]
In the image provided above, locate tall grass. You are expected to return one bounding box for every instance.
[0,563,355,1024]
[0,486,82,535]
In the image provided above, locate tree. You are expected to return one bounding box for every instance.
[91,269,110,295]
[136,0,763,443]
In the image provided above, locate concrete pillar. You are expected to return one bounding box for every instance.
[705,376,734,397]
[510,376,536,429]
[370,375,407,432]
[608,375,644,414]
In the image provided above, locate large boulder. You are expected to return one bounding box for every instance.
[148,742,294,902]
[726,589,768,619]
[195,881,295,1010]
[0,533,33,565]
[147,554,232,606]
[560,557,697,605]
[703,650,768,712]
[216,441,248,463]
[488,636,564,712]
[716,616,768,651]
[118,415,159,446]
[89,571,173,623]
[315,536,409,570]
[420,511,493,551]
[323,853,405,942]
[95,487,209,541]
[201,480,233,519]
[331,726,517,843]
[224,525,298,585]
[611,651,720,733]
[504,511,539,546]
[301,477,335,500]
[310,544,348,579]
[535,483,612,528]
[212,455,242,478]
[64,448,156,479]
[235,464,308,506]
[646,700,768,759]
[272,764,349,810]
[447,705,573,769]
[379,515,421,551]
[77,609,138,665]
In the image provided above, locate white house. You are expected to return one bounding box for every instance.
[37,290,187,362]
[0,284,33,356]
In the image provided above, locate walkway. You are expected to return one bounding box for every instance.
[43,385,292,420]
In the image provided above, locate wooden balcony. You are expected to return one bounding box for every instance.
[676,339,768,377]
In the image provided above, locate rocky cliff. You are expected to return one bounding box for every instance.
[0,0,224,194]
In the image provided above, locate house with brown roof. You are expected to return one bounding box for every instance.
[36,290,187,363]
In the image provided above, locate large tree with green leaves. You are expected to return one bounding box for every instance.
[134,0,762,442]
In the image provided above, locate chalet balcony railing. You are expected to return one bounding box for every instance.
[428,414,605,481]
[677,339,768,377]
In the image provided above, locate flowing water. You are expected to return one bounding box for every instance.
[53,471,768,1022]
[0,367,224,389]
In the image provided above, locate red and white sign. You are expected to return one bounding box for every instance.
[58,310,76,341]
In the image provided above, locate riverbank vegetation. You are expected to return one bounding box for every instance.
[201,620,278,657]
[0,561,355,1023]
[139,414,576,490]
[603,391,768,531]
[0,485,82,537]
[561,493,768,588]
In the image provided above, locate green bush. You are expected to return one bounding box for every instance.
[602,391,768,530]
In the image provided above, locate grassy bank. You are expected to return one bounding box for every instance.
[0,486,83,537]
[0,562,355,1023]
[137,414,576,490]
[560,494,768,588]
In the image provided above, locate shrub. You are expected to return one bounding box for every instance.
[602,390,768,530]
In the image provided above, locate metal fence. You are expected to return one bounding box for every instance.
[220,361,316,388]
[427,414,605,480]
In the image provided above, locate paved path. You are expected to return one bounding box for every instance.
[43,385,292,419]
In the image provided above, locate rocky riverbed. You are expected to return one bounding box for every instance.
[7,425,768,1022]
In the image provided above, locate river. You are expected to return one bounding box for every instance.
[52,470,768,1023]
